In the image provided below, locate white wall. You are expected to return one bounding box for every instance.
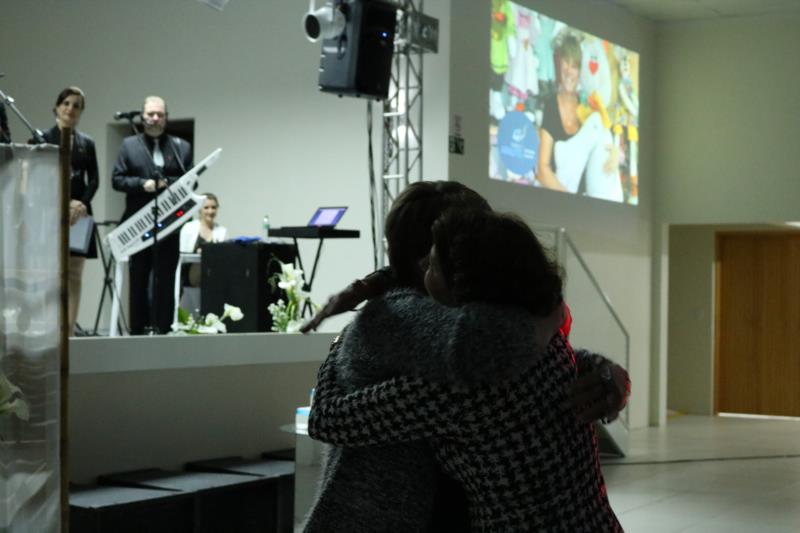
[656,12,800,226]
[667,225,715,415]
[656,13,800,416]
[0,0,451,334]
[448,0,656,429]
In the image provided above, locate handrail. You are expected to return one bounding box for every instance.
[533,225,631,432]
[561,230,630,342]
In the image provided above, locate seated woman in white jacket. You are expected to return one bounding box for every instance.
[180,193,227,257]
[176,193,227,313]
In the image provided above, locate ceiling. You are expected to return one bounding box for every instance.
[607,0,800,23]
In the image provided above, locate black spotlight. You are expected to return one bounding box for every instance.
[307,0,398,100]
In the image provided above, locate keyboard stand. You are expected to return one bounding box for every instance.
[109,257,129,337]
[87,221,129,336]
[269,227,360,317]
[173,253,201,325]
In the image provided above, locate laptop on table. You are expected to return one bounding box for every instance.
[272,207,351,235]
[307,206,348,227]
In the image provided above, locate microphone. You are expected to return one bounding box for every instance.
[114,110,141,120]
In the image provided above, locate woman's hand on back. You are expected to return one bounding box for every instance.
[571,362,630,424]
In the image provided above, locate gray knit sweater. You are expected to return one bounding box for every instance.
[302,289,544,533]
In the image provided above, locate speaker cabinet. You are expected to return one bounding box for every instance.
[201,242,296,333]
[318,0,398,99]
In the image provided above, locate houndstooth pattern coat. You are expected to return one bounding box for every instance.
[303,289,548,533]
[308,289,622,533]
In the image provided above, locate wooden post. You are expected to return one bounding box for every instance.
[59,127,72,533]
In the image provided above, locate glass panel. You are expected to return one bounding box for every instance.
[0,144,61,532]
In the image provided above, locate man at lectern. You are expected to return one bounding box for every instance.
[112,95,193,335]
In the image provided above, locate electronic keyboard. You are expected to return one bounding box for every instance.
[107,148,222,261]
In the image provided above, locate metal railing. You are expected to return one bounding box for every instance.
[535,226,630,453]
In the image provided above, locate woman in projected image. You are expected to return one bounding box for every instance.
[537,34,623,201]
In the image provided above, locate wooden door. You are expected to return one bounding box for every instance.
[716,232,800,416]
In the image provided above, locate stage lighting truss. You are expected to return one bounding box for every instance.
[375,0,438,267]
[303,0,438,267]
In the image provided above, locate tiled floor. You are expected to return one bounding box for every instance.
[296,414,800,532]
[605,414,800,532]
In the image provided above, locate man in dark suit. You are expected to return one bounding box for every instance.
[112,95,193,335]
[0,102,11,143]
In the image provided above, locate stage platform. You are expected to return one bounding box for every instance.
[70,331,337,374]
[68,333,335,484]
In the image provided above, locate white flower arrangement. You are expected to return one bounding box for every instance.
[268,262,317,333]
[170,303,244,335]
[0,372,29,422]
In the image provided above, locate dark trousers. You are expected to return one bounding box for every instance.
[129,233,179,335]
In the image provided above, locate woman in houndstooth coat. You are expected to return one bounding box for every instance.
[308,210,623,532]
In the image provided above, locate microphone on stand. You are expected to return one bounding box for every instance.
[113,110,141,120]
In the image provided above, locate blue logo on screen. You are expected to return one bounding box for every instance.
[497,111,539,175]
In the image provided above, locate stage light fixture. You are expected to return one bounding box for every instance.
[303,3,347,42]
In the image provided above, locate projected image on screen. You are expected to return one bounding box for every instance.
[489,1,640,204]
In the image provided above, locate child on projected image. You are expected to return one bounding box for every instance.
[308,208,623,532]
[537,33,623,202]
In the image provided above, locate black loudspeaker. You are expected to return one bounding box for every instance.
[201,242,297,333]
[318,0,398,99]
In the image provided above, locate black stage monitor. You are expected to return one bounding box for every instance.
[201,242,297,333]
[318,0,397,99]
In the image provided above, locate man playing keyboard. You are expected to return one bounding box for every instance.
[112,95,193,335]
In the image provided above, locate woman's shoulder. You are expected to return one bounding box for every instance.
[356,288,428,324]
[75,130,95,144]
[181,219,200,233]
[446,302,542,384]
[381,287,429,305]
[39,126,60,144]
[361,288,454,324]
[213,224,227,241]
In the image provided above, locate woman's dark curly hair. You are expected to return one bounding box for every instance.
[431,209,563,317]
[385,181,490,291]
